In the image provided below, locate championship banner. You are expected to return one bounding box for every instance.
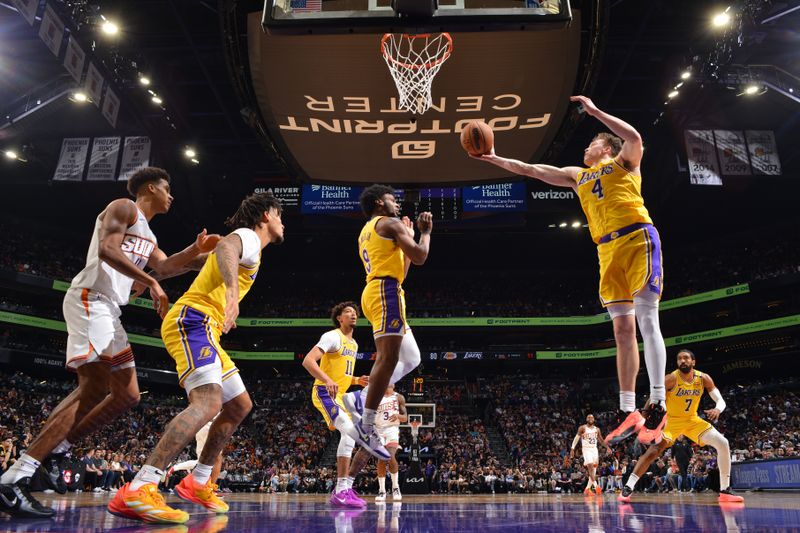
[63,35,86,84]
[300,184,363,214]
[745,130,782,175]
[118,137,151,181]
[38,4,65,57]
[685,130,722,186]
[85,62,104,107]
[102,87,121,128]
[52,138,90,181]
[86,137,122,181]
[10,0,38,25]
[713,130,750,176]
[462,182,527,212]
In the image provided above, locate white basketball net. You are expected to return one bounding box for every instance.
[381,33,453,115]
[410,421,422,441]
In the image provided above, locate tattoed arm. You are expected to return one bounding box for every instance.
[215,235,243,290]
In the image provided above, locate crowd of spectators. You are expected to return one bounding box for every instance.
[2,218,799,318]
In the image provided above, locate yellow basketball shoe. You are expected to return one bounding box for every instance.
[108,482,190,524]
[175,474,230,513]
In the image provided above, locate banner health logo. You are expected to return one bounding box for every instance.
[311,184,320,191]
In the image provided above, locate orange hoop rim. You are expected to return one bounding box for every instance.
[380,32,453,70]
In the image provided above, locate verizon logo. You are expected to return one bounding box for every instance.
[530,190,575,200]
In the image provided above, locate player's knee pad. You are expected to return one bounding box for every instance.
[399,330,421,368]
[337,434,355,458]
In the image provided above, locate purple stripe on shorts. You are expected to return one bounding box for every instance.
[181,307,219,369]
[315,385,340,422]
[381,278,404,334]
[645,225,663,295]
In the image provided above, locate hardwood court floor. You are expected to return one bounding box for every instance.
[1,491,796,532]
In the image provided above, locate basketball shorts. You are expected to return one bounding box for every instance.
[361,277,407,338]
[597,224,663,307]
[662,415,713,446]
[376,425,400,447]
[582,448,599,466]
[162,304,245,403]
[312,386,350,431]
[63,288,134,371]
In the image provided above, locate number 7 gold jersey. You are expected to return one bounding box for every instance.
[575,158,653,244]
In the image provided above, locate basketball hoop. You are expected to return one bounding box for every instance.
[381,32,453,115]
[409,420,422,442]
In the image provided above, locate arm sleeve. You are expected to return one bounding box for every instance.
[708,388,726,413]
[571,434,581,450]
[232,228,261,268]
[315,330,341,354]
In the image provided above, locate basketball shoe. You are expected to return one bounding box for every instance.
[175,474,229,513]
[108,482,189,524]
[0,477,55,518]
[595,485,603,495]
[605,410,646,446]
[392,487,402,501]
[718,488,744,503]
[354,420,391,460]
[617,485,633,503]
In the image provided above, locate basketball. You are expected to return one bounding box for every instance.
[460,120,494,156]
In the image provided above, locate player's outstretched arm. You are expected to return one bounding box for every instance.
[702,373,726,423]
[99,199,169,318]
[301,347,338,398]
[380,214,432,266]
[570,95,643,169]
[216,233,243,333]
[471,148,580,189]
[147,229,221,278]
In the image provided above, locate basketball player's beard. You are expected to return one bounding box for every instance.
[679,364,691,373]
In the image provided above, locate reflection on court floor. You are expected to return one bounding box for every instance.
[0,493,795,532]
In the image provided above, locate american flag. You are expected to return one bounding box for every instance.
[290,0,322,12]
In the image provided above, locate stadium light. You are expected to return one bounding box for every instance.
[571,221,581,228]
[4,150,18,160]
[675,82,684,89]
[668,90,679,99]
[101,20,119,35]
[558,222,567,228]
[184,148,197,159]
[190,158,200,165]
[680,70,692,80]
[743,84,759,95]
[70,91,89,103]
[151,95,163,105]
[139,76,150,86]
[712,10,731,28]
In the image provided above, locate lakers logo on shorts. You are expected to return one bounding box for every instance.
[330,405,338,417]
[198,346,213,360]
[390,319,401,330]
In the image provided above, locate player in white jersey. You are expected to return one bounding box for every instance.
[375,384,407,502]
[570,414,611,495]
[0,168,220,518]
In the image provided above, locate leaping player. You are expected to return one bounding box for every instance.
[0,168,220,518]
[354,185,431,453]
[302,301,381,509]
[472,95,668,446]
[618,349,743,503]
[375,384,407,502]
[570,414,611,495]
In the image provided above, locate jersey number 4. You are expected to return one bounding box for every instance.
[591,180,605,199]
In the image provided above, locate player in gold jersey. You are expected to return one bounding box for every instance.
[354,185,432,451]
[618,349,743,503]
[473,95,668,446]
[303,302,377,508]
[108,193,284,524]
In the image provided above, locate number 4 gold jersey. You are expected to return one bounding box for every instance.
[575,158,653,244]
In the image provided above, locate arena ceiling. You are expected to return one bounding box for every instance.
[0,0,798,240]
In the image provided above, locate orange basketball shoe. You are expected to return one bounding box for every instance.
[605,410,646,446]
[595,485,603,495]
[175,474,229,513]
[718,489,744,503]
[108,482,189,524]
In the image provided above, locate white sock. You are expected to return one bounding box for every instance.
[378,476,386,493]
[362,409,377,430]
[345,476,354,490]
[626,473,639,490]
[635,295,667,403]
[53,439,73,454]
[620,391,636,412]
[335,477,348,493]
[703,429,732,491]
[390,471,399,490]
[191,462,214,485]
[131,465,164,491]
[0,453,40,484]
